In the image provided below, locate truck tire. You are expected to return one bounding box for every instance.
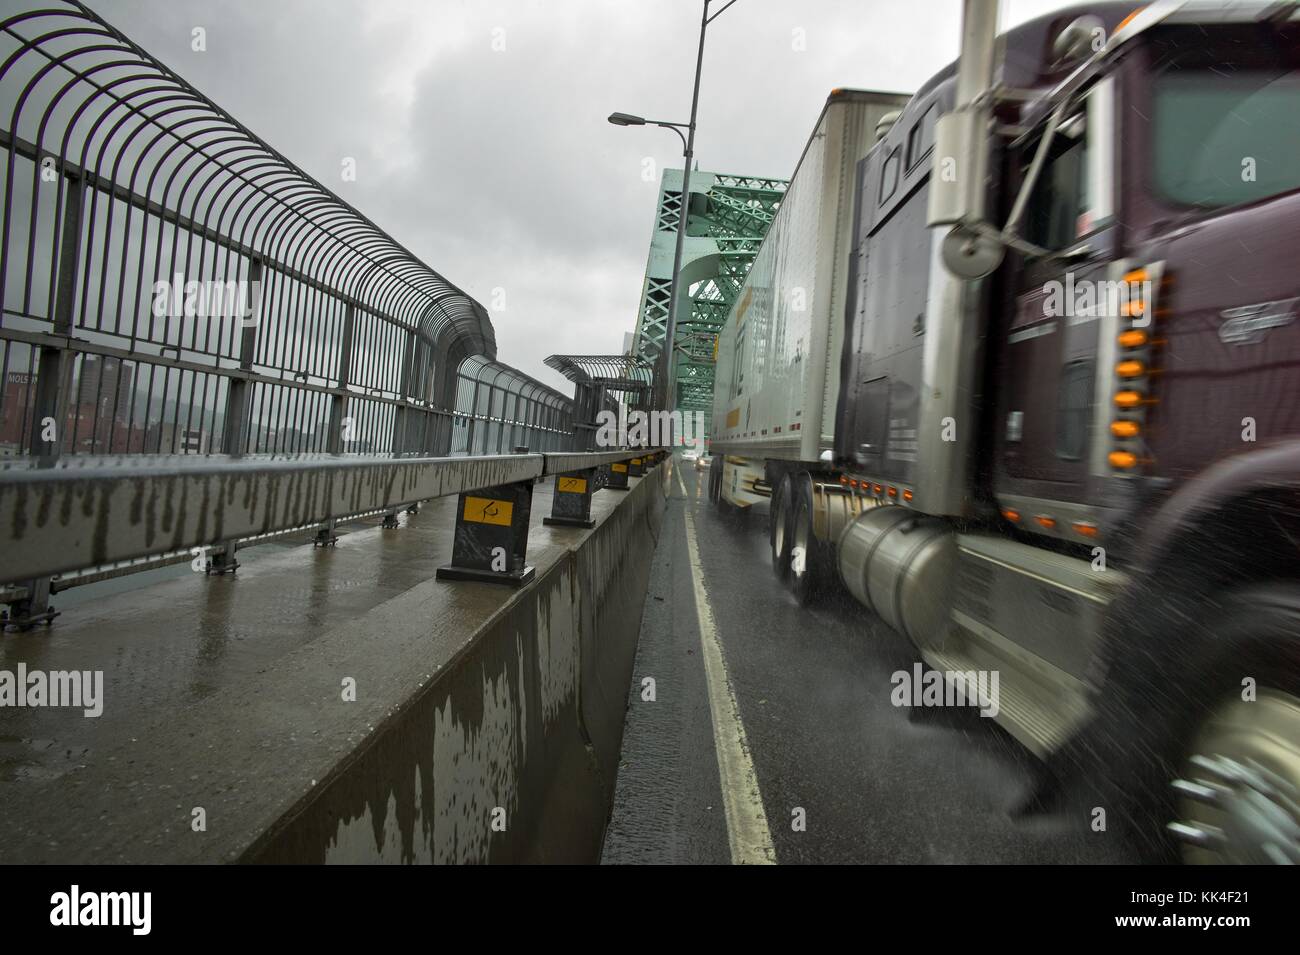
[787,473,819,606]
[708,458,722,506]
[770,475,793,581]
[1102,583,1300,863]
[1163,585,1300,864]
[713,460,750,524]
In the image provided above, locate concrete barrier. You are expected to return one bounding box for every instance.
[0,461,669,864]
[247,461,670,863]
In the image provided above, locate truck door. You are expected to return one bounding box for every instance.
[1000,81,1116,499]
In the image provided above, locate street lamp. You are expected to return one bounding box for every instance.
[609,0,740,429]
[606,112,646,127]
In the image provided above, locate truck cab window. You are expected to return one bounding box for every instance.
[906,104,937,170]
[879,147,900,204]
[1153,68,1300,208]
[1055,359,1092,461]
[1022,124,1090,252]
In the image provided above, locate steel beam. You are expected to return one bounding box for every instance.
[631,168,787,433]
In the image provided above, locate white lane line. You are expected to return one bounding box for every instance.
[675,465,688,497]
[681,501,777,865]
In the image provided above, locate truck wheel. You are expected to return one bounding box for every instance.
[770,475,793,581]
[1170,689,1300,863]
[1160,585,1300,863]
[708,459,722,506]
[787,474,818,606]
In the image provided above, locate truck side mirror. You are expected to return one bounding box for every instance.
[928,110,1006,280]
[926,110,984,228]
[926,0,1007,281]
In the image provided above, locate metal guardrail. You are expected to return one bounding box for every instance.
[452,356,573,454]
[0,448,665,586]
[0,0,573,463]
[544,354,654,450]
[0,0,586,620]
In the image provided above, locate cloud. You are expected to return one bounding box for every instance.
[94,0,1070,392]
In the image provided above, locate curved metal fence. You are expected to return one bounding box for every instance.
[0,0,567,462]
[452,355,573,454]
[545,354,653,450]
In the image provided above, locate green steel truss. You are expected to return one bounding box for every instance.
[632,170,787,427]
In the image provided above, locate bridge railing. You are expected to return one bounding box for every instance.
[0,1,588,621]
[0,0,514,462]
[451,355,573,455]
[0,447,667,594]
[544,354,654,450]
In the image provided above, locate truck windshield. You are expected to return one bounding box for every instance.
[1152,67,1300,209]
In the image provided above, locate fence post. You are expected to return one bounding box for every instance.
[208,257,265,573]
[314,299,354,547]
[392,327,419,457]
[429,347,460,456]
[4,172,84,629]
[220,258,262,457]
[326,302,354,454]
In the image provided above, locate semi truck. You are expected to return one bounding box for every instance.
[708,0,1300,862]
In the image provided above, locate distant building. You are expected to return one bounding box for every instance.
[0,371,37,453]
[2,364,148,454]
[145,421,213,454]
[77,355,134,421]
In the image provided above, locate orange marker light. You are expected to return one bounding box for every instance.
[1109,450,1138,469]
[887,486,898,498]
[1123,267,1149,285]
[1115,8,1145,33]
[850,479,859,489]
[1002,508,1021,523]
[1072,521,1099,538]
[1115,390,1142,409]
[1111,420,1140,438]
[873,484,883,494]
[839,475,849,485]
[1118,329,1148,348]
[1116,360,1145,378]
[1035,515,1057,530]
[902,489,914,502]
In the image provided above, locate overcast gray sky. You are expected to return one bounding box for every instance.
[93,0,1071,393]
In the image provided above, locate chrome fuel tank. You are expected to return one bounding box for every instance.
[836,505,956,650]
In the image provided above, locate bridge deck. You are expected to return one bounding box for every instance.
[0,477,635,863]
[601,465,1143,864]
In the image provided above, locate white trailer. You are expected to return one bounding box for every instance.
[710,89,910,507]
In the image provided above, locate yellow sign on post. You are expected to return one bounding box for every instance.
[557,477,587,494]
[463,496,514,526]
[612,463,628,473]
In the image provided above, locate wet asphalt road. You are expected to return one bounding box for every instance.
[602,459,1142,864]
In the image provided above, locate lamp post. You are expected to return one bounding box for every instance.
[609,0,739,431]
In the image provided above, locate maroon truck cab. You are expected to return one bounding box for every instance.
[825,2,1300,863]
